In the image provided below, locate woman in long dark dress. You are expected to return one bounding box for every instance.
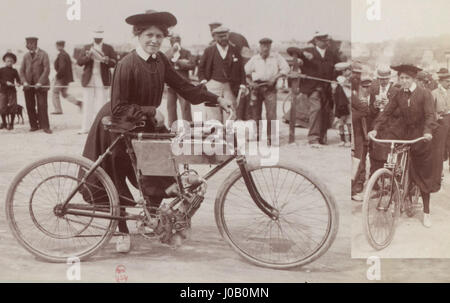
[369,64,439,228]
[81,10,233,252]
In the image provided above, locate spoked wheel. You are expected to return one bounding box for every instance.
[362,168,400,250]
[5,155,119,262]
[215,161,338,269]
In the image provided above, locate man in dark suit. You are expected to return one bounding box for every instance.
[76,28,117,134]
[51,40,81,115]
[19,37,52,134]
[297,32,341,146]
[165,33,195,128]
[198,26,246,123]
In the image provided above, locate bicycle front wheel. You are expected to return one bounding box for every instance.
[5,155,119,262]
[214,161,339,269]
[362,168,400,250]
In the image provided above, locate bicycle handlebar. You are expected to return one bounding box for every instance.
[369,133,427,144]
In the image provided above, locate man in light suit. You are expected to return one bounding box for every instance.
[20,37,52,134]
[165,33,195,128]
[198,26,246,123]
[77,27,117,134]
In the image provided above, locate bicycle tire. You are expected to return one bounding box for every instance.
[214,160,338,269]
[362,168,400,250]
[5,155,120,263]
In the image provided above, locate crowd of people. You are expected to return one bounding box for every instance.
[351,60,450,228]
[0,13,354,150]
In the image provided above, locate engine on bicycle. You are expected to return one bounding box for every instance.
[138,169,207,245]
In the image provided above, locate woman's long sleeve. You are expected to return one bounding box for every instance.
[110,61,156,120]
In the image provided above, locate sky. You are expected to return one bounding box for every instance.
[352,0,450,43]
[0,0,351,50]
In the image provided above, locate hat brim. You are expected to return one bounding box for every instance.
[377,75,391,79]
[391,64,422,77]
[3,53,17,63]
[126,12,177,27]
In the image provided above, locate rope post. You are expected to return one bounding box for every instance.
[288,54,301,144]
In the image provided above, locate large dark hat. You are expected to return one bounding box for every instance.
[125,10,177,27]
[391,64,422,78]
[437,68,450,80]
[2,52,17,63]
[259,37,273,44]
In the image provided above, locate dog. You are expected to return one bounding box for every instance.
[5,104,24,126]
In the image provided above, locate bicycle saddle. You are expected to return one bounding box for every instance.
[101,116,146,132]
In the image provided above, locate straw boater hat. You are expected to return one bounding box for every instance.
[309,30,329,43]
[437,68,450,80]
[208,22,222,30]
[390,64,422,78]
[212,26,230,35]
[376,66,391,79]
[92,26,105,39]
[125,10,177,27]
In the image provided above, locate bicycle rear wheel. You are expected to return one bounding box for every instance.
[5,155,119,262]
[214,161,338,269]
[362,168,400,250]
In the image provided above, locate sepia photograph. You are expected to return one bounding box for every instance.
[0,0,354,283]
[351,0,450,259]
[1,0,450,288]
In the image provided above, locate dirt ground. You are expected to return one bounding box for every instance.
[352,164,450,259]
[1,88,450,282]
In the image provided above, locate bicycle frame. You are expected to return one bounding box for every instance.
[59,128,279,221]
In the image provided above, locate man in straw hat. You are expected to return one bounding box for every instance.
[20,36,52,134]
[51,40,82,115]
[367,65,401,177]
[208,22,250,56]
[77,26,117,134]
[165,32,195,127]
[198,26,246,123]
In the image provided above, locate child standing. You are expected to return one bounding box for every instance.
[334,62,352,147]
[0,52,21,130]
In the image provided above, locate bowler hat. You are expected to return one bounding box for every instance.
[56,40,65,47]
[391,64,422,78]
[125,10,177,27]
[2,52,17,63]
